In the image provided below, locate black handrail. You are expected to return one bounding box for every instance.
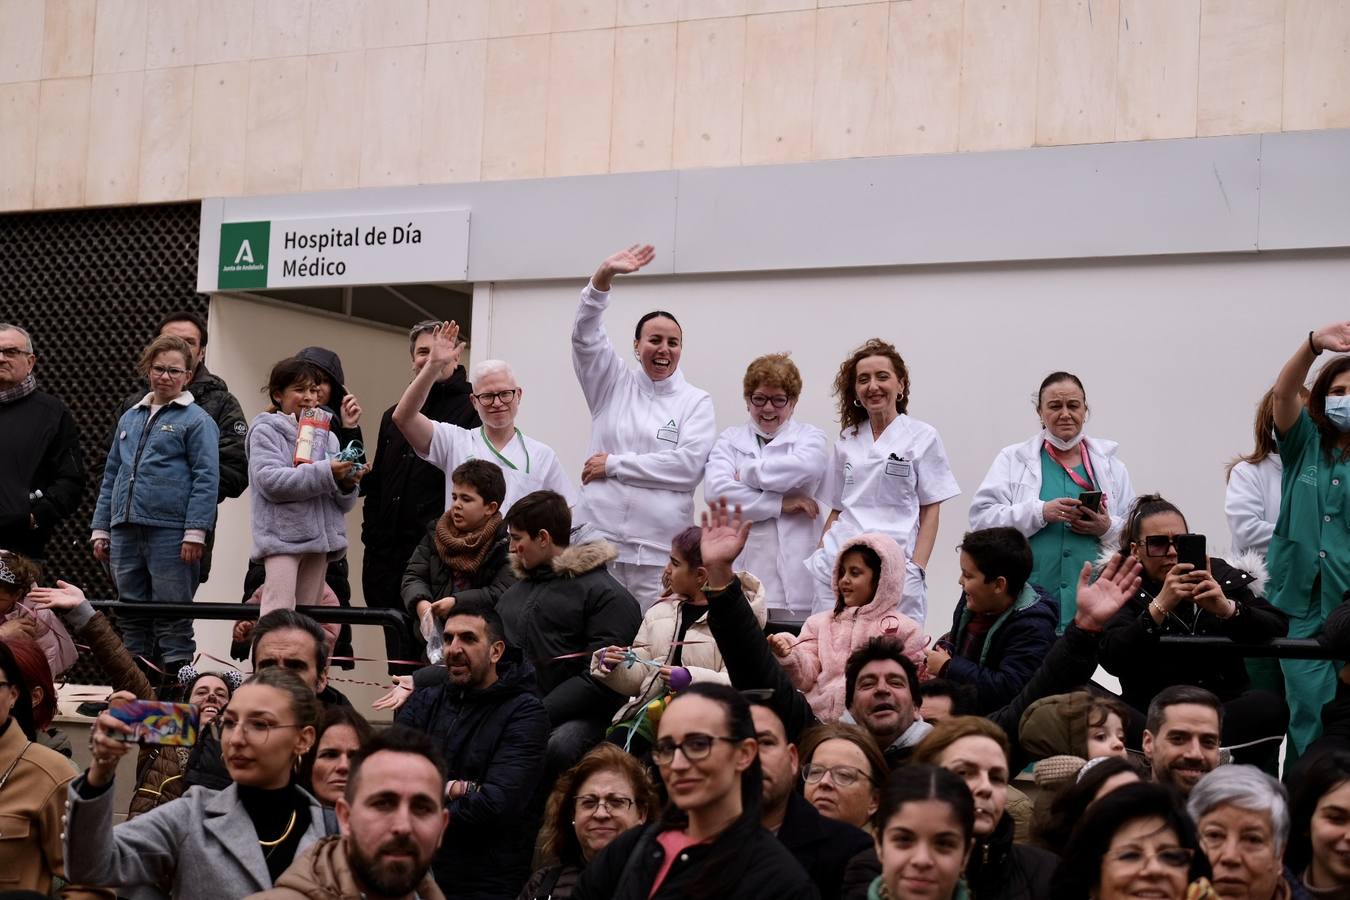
[1157,635,1338,660]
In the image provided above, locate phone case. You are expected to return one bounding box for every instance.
[108,700,200,746]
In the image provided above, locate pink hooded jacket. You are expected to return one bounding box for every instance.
[779,532,927,723]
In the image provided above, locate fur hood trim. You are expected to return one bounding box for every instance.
[512,539,619,579]
[1092,545,1268,597]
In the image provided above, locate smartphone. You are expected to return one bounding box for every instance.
[107,699,200,746]
[1077,491,1103,514]
[1174,533,1207,571]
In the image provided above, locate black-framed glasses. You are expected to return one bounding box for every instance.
[749,394,790,409]
[150,365,188,378]
[216,718,300,744]
[1105,846,1195,871]
[802,764,871,788]
[651,734,740,766]
[575,793,636,814]
[1141,535,1180,557]
[473,388,519,407]
[0,347,33,359]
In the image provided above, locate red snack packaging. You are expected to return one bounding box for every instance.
[294,407,333,464]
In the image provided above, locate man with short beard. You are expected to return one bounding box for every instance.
[1143,684,1223,797]
[250,727,448,900]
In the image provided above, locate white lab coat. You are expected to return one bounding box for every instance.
[807,415,960,623]
[1226,455,1283,558]
[418,421,577,513]
[968,432,1135,547]
[572,283,717,565]
[704,419,829,617]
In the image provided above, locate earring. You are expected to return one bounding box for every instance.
[851,398,862,408]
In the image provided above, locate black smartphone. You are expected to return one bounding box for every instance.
[1174,533,1207,571]
[1077,491,1103,514]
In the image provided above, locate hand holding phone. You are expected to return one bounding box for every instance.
[1077,491,1103,514]
[107,699,200,746]
[1173,533,1207,572]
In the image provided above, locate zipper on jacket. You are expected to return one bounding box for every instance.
[122,406,158,519]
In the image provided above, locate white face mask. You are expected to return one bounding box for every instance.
[1044,429,1085,451]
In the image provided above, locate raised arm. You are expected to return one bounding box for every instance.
[392,321,461,456]
[572,245,656,413]
[1277,323,1350,432]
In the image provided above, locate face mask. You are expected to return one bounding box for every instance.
[1325,396,1350,432]
[750,422,777,442]
[1044,429,1085,451]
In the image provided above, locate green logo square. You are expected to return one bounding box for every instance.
[219,221,271,289]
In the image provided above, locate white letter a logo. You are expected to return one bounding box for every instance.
[234,240,254,264]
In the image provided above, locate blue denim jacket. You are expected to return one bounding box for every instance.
[93,394,220,533]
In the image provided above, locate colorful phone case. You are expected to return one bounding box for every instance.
[108,699,200,746]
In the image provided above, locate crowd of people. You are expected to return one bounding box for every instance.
[1,243,1349,899]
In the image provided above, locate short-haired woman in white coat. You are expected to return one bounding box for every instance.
[968,371,1134,630]
[704,353,828,620]
[571,245,717,610]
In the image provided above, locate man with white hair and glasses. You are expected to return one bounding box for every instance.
[1188,765,1296,900]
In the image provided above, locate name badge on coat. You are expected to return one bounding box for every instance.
[885,456,912,478]
[656,419,680,445]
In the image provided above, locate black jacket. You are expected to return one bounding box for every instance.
[1099,555,1288,711]
[496,541,641,725]
[941,584,1060,714]
[400,521,516,615]
[361,369,479,562]
[0,388,84,559]
[296,346,364,461]
[778,791,872,900]
[573,821,818,900]
[397,652,550,900]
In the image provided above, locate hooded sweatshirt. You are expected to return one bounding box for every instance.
[780,532,927,723]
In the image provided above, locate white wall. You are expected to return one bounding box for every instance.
[488,249,1350,635]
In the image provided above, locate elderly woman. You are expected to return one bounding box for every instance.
[519,743,660,900]
[705,353,829,619]
[1187,765,1298,900]
[1286,748,1350,897]
[970,371,1134,630]
[571,245,717,609]
[807,338,960,623]
[797,723,888,830]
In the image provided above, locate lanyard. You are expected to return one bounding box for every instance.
[1043,440,1098,493]
[481,427,530,474]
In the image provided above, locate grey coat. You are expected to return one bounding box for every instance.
[64,780,326,900]
[247,411,359,560]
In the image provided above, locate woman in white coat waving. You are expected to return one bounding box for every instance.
[969,371,1134,630]
[705,353,828,619]
[572,244,717,609]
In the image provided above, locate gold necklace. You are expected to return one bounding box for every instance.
[258,810,297,848]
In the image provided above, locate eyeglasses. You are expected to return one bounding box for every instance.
[749,394,790,409]
[575,794,636,814]
[1141,535,1181,557]
[473,388,519,407]
[802,764,871,788]
[651,734,740,766]
[150,365,188,378]
[1105,846,1195,871]
[217,718,300,744]
[0,347,33,360]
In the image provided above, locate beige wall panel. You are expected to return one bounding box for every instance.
[1036,0,1118,146]
[814,3,889,160]
[958,0,1039,152]
[301,50,363,190]
[554,0,619,32]
[747,0,813,13]
[618,0,677,25]
[0,0,45,84]
[251,0,310,59]
[428,0,489,41]
[42,0,96,79]
[1283,0,1350,130]
[420,40,487,184]
[0,82,38,210]
[244,56,307,195]
[137,65,192,201]
[610,23,677,172]
[308,0,364,54]
[195,0,254,64]
[33,76,90,207]
[490,0,552,37]
[741,10,815,165]
[84,70,142,204]
[363,0,428,48]
[1197,0,1283,136]
[1116,0,1201,140]
[360,45,426,186]
[546,29,615,176]
[818,0,885,7]
[481,35,550,179]
[188,61,248,197]
[672,16,745,168]
[678,0,746,19]
[884,0,962,155]
[145,0,196,69]
[92,0,148,74]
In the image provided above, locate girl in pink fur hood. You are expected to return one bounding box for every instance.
[769,532,927,722]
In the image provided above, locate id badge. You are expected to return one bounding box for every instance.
[656,420,680,445]
[885,459,912,478]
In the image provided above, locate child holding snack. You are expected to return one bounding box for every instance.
[248,357,363,615]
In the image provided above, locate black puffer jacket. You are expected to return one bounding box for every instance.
[941,584,1060,714]
[0,388,84,559]
[400,521,515,615]
[397,651,550,900]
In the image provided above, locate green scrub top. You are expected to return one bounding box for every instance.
[1028,448,1099,630]
[1268,409,1350,625]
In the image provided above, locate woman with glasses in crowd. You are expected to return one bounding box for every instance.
[1187,765,1300,900]
[796,723,888,830]
[65,668,327,899]
[520,743,660,900]
[572,682,815,899]
[91,334,220,674]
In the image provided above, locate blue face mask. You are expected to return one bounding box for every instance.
[1325,395,1350,432]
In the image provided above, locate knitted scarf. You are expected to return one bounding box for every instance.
[434,511,503,574]
[0,375,36,405]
